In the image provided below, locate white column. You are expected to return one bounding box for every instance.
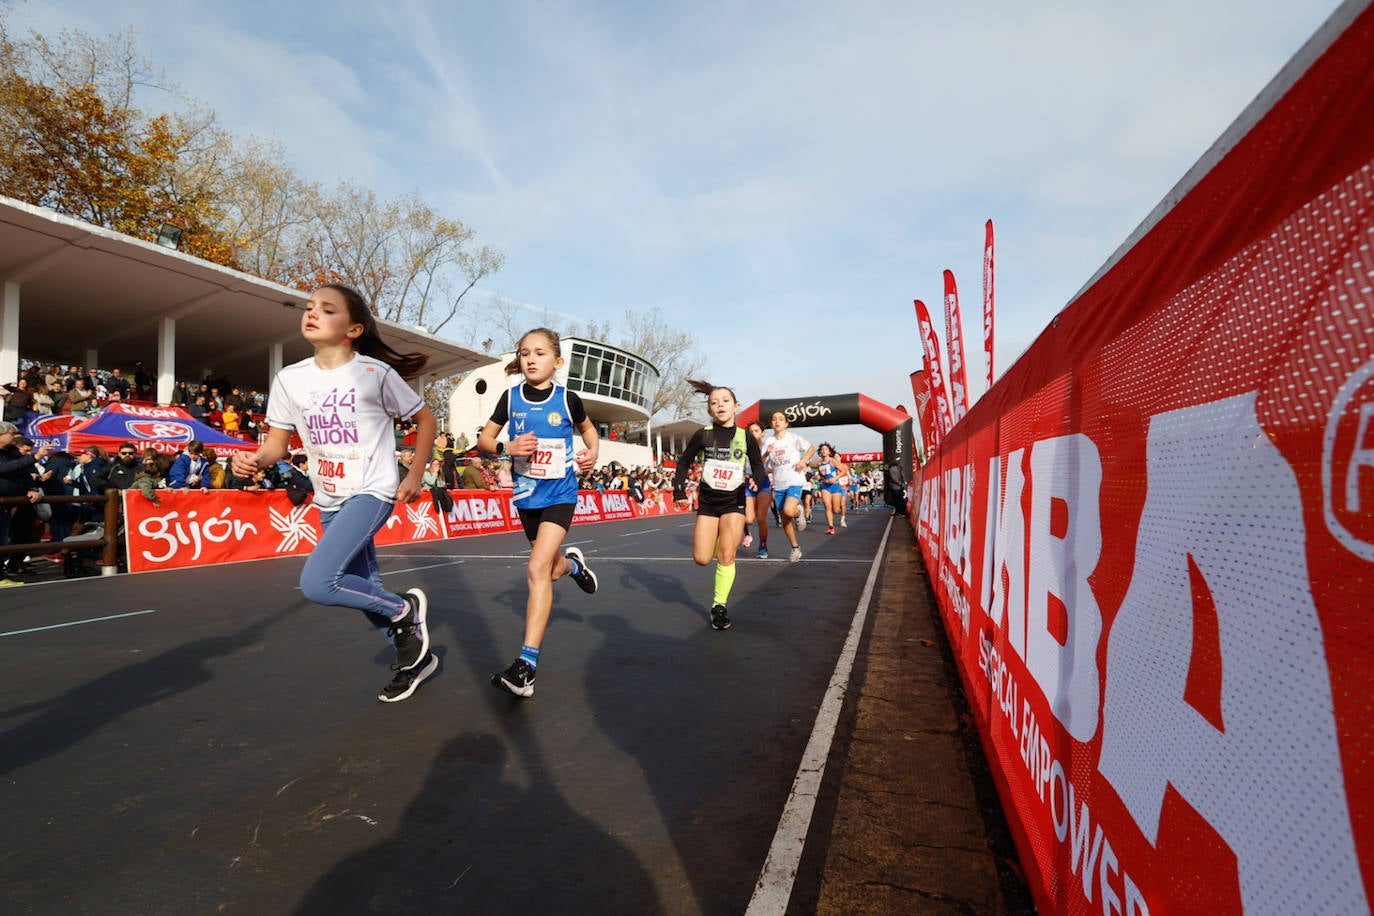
[157,316,176,405]
[0,282,18,386]
[269,341,284,379]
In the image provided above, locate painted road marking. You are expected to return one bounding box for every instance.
[0,609,157,638]
[747,517,893,914]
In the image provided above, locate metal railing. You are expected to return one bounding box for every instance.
[0,491,121,576]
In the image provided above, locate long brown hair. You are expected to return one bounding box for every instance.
[319,283,431,379]
[503,328,562,375]
[686,378,738,402]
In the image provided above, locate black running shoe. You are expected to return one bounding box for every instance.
[378,652,438,703]
[492,658,536,698]
[388,588,430,671]
[565,546,598,594]
[710,604,731,630]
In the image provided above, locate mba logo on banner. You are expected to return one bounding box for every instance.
[915,17,1374,909]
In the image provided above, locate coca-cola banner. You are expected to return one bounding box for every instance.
[123,490,685,573]
[916,7,1373,913]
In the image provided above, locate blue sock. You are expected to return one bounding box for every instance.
[567,554,583,577]
[520,644,541,669]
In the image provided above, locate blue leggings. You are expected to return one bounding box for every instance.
[300,494,405,634]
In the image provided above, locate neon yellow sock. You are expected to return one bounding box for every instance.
[713,561,737,607]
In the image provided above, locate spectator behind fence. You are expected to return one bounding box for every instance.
[221,404,241,437]
[36,444,76,549]
[202,447,227,489]
[3,378,35,422]
[168,440,210,490]
[0,420,50,579]
[67,378,94,417]
[31,383,54,416]
[134,362,152,401]
[130,455,163,507]
[105,368,131,403]
[96,442,141,493]
[458,455,486,490]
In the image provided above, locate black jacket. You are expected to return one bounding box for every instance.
[97,459,140,492]
[0,444,38,497]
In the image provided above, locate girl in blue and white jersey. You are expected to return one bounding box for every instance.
[478,328,600,699]
[741,420,773,558]
[233,284,438,704]
[815,443,849,534]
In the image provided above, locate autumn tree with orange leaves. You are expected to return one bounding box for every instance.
[0,18,504,329]
[0,26,239,265]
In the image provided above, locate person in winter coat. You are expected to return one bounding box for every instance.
[167,440,210,489]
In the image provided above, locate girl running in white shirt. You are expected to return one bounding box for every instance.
[478,328,600,698]
[761,411,815,563]
[672,381,766,630]
[232,284,438,703]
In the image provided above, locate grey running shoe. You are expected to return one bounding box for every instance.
[710,604,731,630]
[378,652,438,703]
[796,514,807,532]
[492,658,536,698]
[389,588,430,671]
[565,546,598,594]
[789,546,802,563]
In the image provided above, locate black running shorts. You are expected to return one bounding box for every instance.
[517,502,576,541]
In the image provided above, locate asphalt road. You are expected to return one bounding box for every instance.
[0,507,893,915]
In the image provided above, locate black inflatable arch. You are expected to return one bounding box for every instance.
[736,393,913,481]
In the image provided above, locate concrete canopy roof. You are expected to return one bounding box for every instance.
[0,196,495,390]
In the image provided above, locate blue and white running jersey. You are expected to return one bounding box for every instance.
[508,382,578,509]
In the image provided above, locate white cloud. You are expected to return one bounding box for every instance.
[2,0,1347,451]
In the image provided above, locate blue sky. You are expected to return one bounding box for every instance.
[6,0,1345,451]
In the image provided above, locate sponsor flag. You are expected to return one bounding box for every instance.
[909,370,935,461]
[943,269,971,421]
[913,299,954,441]
[983,219,995,390]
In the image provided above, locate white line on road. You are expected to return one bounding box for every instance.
[380,553,868,564]
[747,517,893,915]
[379,559,468,576]
[0,609,157,638]
[620,528,659,536]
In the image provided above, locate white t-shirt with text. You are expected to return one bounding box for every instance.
[266,353,424,513]
[762,431,813,489]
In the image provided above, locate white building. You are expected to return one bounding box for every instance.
[448,337,660,469]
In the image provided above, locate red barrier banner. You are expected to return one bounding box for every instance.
[123,489,678,573]
[124,490,321,572]
[441,490,519,538]
[841,451,883,463]
[916,7,1374,914]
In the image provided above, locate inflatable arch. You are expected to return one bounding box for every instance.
[735,393,914,483]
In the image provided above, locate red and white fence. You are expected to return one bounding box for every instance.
[121,490,688,573]
[915,4,1373,913]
